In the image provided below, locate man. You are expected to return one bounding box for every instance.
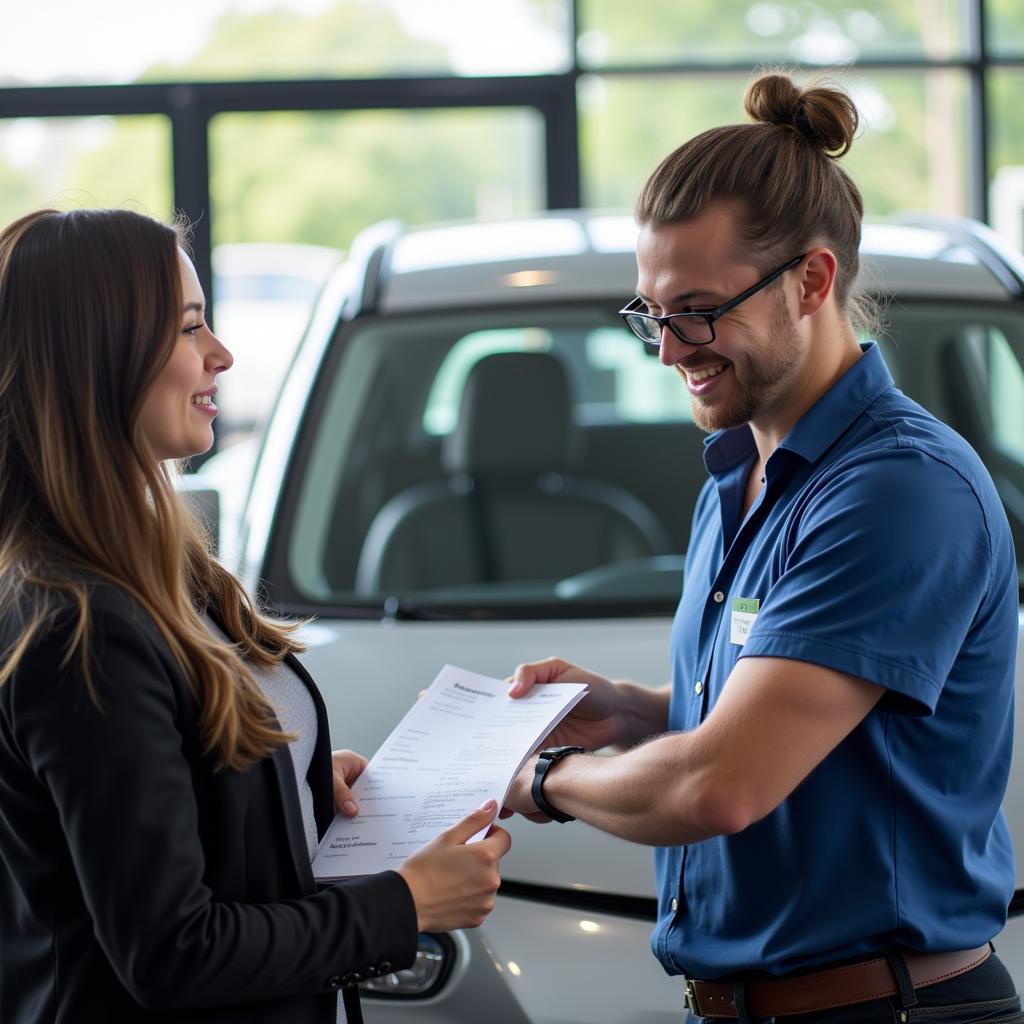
[501,72,1020,1023]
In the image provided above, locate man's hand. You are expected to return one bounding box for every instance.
[508,658,625,750]
[331,748,368,816]
[509,657,668,751]
[508,656,886,846]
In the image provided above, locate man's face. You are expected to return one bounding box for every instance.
[634,203,806,434]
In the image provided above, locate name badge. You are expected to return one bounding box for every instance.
[730,597,760,646]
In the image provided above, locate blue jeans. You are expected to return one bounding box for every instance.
[687,950,1022,1024]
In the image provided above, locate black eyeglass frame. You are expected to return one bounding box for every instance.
[618,253,806,347]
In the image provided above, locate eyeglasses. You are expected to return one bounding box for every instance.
[618,254,805,348]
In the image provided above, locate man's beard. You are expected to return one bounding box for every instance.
[682,291,802,433]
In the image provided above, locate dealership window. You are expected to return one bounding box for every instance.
[576,0,968,66]
[0,116,171,229]
[209,106,545,442]
[0,0,571,87]
[580,68,970,218]
[3,0,1024,462]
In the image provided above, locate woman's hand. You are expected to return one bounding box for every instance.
[508,657,625,751]
[331,749,368,817]
[397,801,511,932]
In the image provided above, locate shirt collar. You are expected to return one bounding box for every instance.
[702,342,894,476]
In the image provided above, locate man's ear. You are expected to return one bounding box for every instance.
[796,248,838,318]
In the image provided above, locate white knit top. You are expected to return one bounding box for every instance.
[203,618,348,1022]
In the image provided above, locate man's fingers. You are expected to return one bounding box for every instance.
[508,657,567,697]
[507,665,536,698]
[442,799,497,844]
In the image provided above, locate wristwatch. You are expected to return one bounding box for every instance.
[531,746,586,823]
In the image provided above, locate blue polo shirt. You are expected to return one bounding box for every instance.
[653,342,1017,980]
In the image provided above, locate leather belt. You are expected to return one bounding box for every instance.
[684,945,991,1019]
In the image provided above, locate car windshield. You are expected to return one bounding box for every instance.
[282,300,1024,615]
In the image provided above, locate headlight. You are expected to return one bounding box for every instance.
[360,932,453,998]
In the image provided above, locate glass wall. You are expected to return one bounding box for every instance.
[208,105,545,440]
[3,0,1024,456]
[0,0,570,87]
[577,0,968,65]
[580,69,969,217]
[210,107,544,249]
[989,72,1024,253]
[0,116,171,228]
[985,0,1024,56]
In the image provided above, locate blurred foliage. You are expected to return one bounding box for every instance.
[580,67,966,218]
[0,116,172,227]
[578,0,965,63]
[140,1,450,81]
[1,0,1024,244]
[986,0,1024,56]
[210,107,541,247]
[990,72,1024,169]
[577,0,969,217]
[188,2,545,246]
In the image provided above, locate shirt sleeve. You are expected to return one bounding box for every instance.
[740,445,994,715]
[8,597,417,1011]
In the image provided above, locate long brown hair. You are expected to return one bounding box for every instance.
[636,71,872,327]
[0,208,300,770]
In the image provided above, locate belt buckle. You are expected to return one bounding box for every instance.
[684,978,702,1016]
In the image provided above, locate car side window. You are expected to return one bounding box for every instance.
[422,325,693,436]
[989,327,1024,462]
[423,328,554,435]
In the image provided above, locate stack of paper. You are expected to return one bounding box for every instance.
[313,664,588,880]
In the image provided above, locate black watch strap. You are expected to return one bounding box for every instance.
[531,746,585,823]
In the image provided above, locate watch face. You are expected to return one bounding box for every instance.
[541,745,585,759]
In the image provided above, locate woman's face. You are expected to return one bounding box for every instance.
[138,249,233,463]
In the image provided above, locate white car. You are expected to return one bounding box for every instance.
[195,211,1024,1022]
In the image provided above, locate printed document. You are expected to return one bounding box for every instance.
[312,664,588,880]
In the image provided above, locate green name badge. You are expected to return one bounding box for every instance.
[730,597,760,646]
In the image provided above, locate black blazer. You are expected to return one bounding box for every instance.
[0,585,417,1023]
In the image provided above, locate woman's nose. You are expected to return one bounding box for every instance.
[206,331,233,372]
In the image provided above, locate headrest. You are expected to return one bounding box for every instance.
[442,351,575,478]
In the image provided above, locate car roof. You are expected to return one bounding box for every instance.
[362,211,1023,315]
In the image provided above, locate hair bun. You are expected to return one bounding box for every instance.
[744,72,858,158]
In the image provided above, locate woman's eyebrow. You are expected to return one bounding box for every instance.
[182,302,204,315]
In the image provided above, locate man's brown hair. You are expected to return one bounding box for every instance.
[636,72,867,321]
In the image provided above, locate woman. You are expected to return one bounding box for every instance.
[0,208,510,1023]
